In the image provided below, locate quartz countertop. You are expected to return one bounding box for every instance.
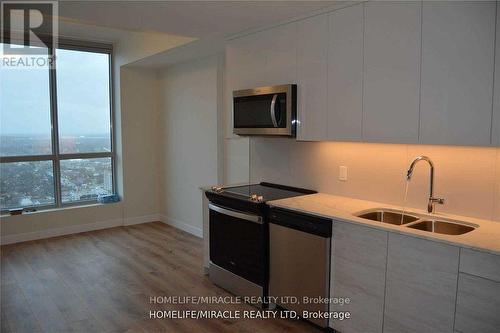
[268,193,500,256]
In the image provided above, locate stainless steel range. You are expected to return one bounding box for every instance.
[204,182,316,304]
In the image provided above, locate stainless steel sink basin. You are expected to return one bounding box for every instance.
[407,220,476,235]
[355,208,478,236]
[356,210,419,225]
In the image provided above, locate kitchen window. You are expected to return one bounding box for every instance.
[0,40,115,212]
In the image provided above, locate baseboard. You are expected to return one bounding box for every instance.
[160,214,203,238]
[0,218,123,245]
[123,214,161,226]
[1,213,162,245]
[1,213,199,245]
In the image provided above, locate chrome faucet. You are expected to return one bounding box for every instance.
[406,156,445,214]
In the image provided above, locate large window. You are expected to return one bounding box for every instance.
[0,41,115,211]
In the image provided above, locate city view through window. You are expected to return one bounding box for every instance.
[0,44,114,210]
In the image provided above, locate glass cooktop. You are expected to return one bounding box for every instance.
[222,183,314,202]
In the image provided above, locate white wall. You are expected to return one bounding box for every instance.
[248,138,500,222]
[119,67,161,221]
[157,55,222,236]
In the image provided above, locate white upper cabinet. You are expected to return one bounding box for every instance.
[493,2,500,147]
[297,14,328,141]
[226,1,498,146]
[226,34,265,90]
[259,23,298,87]
[420,1,496,146]
[327,4,364,141]
[226,23,297,90]
[362,1,422,144]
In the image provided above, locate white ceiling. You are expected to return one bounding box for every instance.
[59,1,340,38]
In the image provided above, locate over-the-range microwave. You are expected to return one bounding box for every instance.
[233,84,297,137]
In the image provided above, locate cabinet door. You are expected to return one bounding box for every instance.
[420,1,496,146]
[226,23,297,90]
[226,34,266,90]
[297,14,328,141]
[455,273,500,333]
[460,248,500,282]
[327,4,363,141]
[493,2,500,146]
[330,221,387,333]
[258,23,298,87]
[363,1,421,143]
[384,234,459,333]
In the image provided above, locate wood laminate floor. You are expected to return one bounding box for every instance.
[1,222,323,333]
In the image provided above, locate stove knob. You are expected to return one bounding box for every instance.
[211,186,223,193]
[250,194,258,201]
[257,195,264,202]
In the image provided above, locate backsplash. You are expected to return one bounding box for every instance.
[249,138,500,222]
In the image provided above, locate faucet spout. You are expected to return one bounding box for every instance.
[406,156,445,213]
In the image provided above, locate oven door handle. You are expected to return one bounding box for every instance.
[209,203,263,224]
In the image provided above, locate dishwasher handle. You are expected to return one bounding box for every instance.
[268,207,332,238]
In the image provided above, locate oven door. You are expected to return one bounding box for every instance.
[233,84,296,136]
[209,203,265,286]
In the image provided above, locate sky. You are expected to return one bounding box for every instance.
[0,45,111,136]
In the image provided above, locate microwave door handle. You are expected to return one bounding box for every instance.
[270,94,278,127]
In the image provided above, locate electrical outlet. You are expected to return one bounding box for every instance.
[339,166,348,181]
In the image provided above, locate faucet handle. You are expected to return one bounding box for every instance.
[428,197,445,213]
[433,197,445,205]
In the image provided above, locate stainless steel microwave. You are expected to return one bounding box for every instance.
[233,84,297,136]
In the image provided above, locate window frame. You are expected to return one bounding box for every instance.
[0,38,116,212]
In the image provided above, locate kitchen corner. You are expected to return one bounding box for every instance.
[203,183,500,333]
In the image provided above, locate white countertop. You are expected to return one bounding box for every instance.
[268,193,500,256]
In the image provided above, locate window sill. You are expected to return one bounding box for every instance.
[0,201,121,219]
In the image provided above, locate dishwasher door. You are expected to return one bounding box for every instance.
[268,208,332,328]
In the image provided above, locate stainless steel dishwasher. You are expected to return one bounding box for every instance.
[268,207,332,328]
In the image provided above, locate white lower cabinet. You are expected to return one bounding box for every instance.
[329,221,387,333]
[459,248,500,282]
[328,225,500,333]
[383,234,459,333]
[455,273,500,333]
[454,248,500,333]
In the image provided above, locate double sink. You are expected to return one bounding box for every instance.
[355,209,477,235]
